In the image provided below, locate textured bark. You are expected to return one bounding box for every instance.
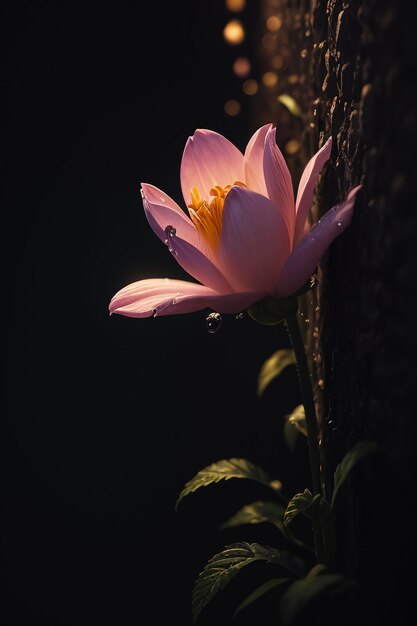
[311,0,417,622]
[256,1,417,623]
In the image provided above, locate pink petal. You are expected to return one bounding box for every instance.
[293,136,333,246]
[263,126,295,237]
[244,124,272,195]
[218,186,291,293]
[164,233,233,293]
[275,185,362,298]
[141,183,203,250]
[180,129,245,206]
[109,278,263,318]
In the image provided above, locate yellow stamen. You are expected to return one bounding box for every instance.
[188,181,247,249]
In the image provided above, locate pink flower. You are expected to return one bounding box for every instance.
[109,125,361,318]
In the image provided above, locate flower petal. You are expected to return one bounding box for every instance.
[218,186,291,293]
[293,136,332,246]
[141,183,203,250]
[263,126,295,237]
[180,129,245,205]
[275,185,362,297]
[244,123,272,195]
[164,234,233,293]
[109,278,263,318]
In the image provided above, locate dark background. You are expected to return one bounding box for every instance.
[1,2,306,624]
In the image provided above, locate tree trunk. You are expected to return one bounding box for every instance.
[256,0,416,622]
[311,0,417,622]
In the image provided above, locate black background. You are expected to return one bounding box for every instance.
[1,2,306,625]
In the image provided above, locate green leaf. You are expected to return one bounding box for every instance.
[233,577,290,619]
[277,93,303,118]
[176,458,276,509]
[220,500,286,531]
[283,405,307,451]
[280,565,356,626]
[192,542,306,622]
[286,404,307,436]
[284,489,320,526]
[257,349,296,397]
[331,440,382,507]
[284,419,299,452]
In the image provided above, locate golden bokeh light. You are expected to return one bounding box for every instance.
[223,19,245,45]
[225,0,246,11]
[233,56,251,77]
[266,15,282,32]
[242,79,259,95]
[271,54,284,70]
[262,71,278,87]
[224,99,241,116]
[285,139,301,155]
[262,33,277,50]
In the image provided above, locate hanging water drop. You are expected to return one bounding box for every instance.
[337,221,342,227]
[206,312,222,334]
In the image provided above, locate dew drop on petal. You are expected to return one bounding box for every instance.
[165,225,176,239]
[206,312,222,334]
[337,221,342,227]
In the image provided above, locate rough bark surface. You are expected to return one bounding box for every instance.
[311,0,417,622]
[256,1,416,623]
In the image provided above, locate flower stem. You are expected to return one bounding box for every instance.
[285,311,326,563]
[284,312,321,496]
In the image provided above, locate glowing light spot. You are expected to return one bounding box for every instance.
[262,71,278,87]
[266,15,282,32]
[271,54,284,70]
[285,139,300,155]
[224,99,241,116]
[300,48,308,58]
[226,0,246,11]
[233,56,250,77]
[242,79,259,95]
[223,19,245,45]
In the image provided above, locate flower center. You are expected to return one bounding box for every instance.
[188,181,247,249]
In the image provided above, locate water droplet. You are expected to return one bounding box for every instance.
[300,48,308,58]
[165,225,176,239]
[164,237,169,244]
[315,306,320,311]
[206,312,222,334]
[235,312,244,319]
[304,318,310,323]
[337,221,342,227]
[318,378,324,389]
[152,308,158,318]
[172,298,177,305]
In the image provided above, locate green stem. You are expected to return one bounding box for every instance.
[284,311,326,563]
[284,312,321,497]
